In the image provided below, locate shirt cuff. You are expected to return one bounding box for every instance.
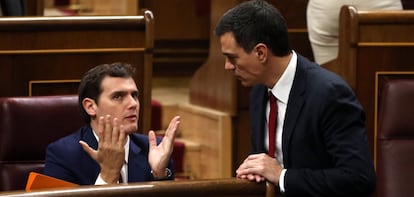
[278,169,287,193]
[151,168,173,180]
[95,173,108,185]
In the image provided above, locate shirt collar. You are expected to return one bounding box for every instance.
[269,50,297,104]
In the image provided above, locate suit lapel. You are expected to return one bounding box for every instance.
[127,135,145,182]
[83,127,98,150]
[80,127,101,184]
[250,85,268,153]
[282,56,306,166]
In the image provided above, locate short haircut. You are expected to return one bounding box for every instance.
[214,0,291,56]
[78,62,136,123]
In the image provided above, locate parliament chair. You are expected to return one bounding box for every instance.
[376,79,414,197]
[0,95,84,191]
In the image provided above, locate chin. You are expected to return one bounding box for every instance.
[124,125,138,134]
[241,81,253,87]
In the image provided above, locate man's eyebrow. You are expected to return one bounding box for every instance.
[110,90,138,96]
[222,52,236,57]
[110,90,127,96]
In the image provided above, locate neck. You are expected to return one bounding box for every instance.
[265,53,293,88]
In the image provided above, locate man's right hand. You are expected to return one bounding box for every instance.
[79,115,126,183]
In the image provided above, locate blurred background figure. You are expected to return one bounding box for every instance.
[307,0,403,66]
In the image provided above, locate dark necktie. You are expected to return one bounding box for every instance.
[268,92,277,158]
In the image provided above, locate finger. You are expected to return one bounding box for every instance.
[237,162,247,171]
[236,163,250,177]
[163,116,180,149]
[165,116,180,138]
[119,124,127,146]
[148,130,157,149]
[97,116,105,141]
[247,174,256,181]
[255,175,264,182]
[236,173,246,179]
[112,117,119,145]
[236,166,246,178]
[104,115,112,144]
[79,140,97,161]
[246,153,262,160]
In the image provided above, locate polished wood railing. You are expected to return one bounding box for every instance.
[0,178,278,197]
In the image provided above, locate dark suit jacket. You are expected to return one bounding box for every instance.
[249,54,376,196]
[44,126,174,185]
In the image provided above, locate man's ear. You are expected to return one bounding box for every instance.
[82,98,97,116]
[255,43,267,62]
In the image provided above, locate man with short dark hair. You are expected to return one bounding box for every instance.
[45,62,180,185]
[215,1,376,196]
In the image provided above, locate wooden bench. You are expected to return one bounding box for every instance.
[0,178,277,197]
[329,5,414,155]
[0,11,154,133]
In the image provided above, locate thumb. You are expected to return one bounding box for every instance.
[79,140,98,161]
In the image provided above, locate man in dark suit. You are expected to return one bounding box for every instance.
[214,0,376,196]
[44,62,180,185]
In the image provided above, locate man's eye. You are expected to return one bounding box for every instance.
[227,56,236,64]
[132,92,139,100]
[113,95,122,100]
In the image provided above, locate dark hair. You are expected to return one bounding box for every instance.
[214,0,291,56]
[78,62,136,123]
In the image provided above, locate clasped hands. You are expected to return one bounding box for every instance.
[79,114,180,183]
[236,153,284,186]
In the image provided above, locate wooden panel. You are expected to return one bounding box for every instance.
[25,1,44,16]
[337,6,414,88]
[140,0,210,77]
[0,13,154,133]
[29,80,80,96]
[0,52,145,95]
[337,5,414,154]
[140,0,210,40]
[177,103,232,179]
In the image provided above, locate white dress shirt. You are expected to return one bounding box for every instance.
[92,130,130,185]
[265,50,297,192]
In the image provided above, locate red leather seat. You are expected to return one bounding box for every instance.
[376,79,414,197]
[0,95,84,191]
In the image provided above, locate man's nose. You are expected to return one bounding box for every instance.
[224,59,235,70]
[127,95,138,107]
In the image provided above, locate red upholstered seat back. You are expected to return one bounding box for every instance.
[376,79,414,197]
[0,95,85,191]
[151,99,162,131]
